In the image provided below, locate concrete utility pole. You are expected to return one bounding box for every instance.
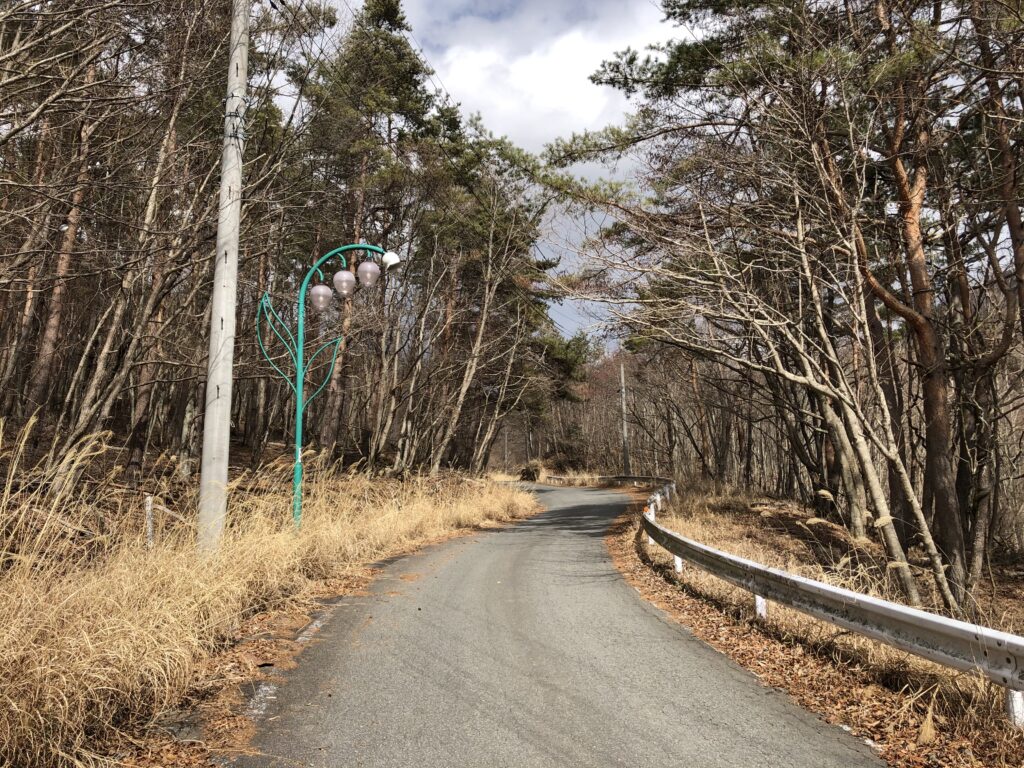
[619,361,632,475]
[198,0,249,552]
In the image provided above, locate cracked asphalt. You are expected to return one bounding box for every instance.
[231,484,882,768]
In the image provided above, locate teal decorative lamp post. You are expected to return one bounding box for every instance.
[256,244,400,528]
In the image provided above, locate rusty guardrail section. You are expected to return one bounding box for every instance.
[547,474,1024,726]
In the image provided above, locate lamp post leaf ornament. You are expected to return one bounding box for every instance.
[257,244,400,528]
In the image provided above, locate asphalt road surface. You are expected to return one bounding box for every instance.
[232,485,882,768]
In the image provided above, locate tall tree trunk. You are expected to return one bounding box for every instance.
[430,275,497,475]
[24,77,98,412]
[864,292,914,546]
[896,166,966,602]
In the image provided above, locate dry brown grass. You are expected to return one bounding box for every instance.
[641,488,1024,765]
[0,422,538,767]
[543,469,600,487]
[486,471,521,482]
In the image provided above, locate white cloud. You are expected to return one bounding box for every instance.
[403,1,665,152]
[393,1,668,337]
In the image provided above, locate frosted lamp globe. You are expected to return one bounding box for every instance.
[357,260,381,287]
[309,284,333,311]
[333,270,356,298]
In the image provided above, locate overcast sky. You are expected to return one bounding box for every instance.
[396,1,668,337]
[401,0,663,153]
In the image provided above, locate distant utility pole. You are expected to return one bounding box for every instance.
[620,361,632,475]
[198,0,250,552]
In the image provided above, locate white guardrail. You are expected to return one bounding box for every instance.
[546,474,1024,727]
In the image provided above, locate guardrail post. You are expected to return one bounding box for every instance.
[658,485,681,571]
[1007,689,1024,728]
[647,494,658,546]
[145,494,154,549]
[755,595,768,620]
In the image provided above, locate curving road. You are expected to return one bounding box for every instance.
[231,485,882,768]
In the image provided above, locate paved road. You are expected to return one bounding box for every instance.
[232,485,882,768]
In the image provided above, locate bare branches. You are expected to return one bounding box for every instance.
[550,0,1024,609]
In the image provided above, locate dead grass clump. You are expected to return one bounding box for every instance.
[518,460,545,482]
[534,469,607,487]
[555,469,603,487]
[0,424,538,767]
[486,470,520,483]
